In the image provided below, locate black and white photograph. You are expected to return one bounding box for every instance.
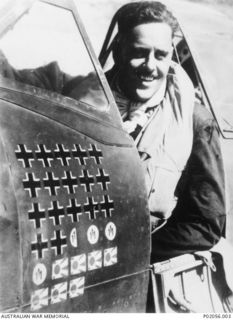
[0,0,233,315]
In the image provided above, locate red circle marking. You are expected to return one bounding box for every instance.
[70,284,76,294]
[72,261,78,270]
[52,289,59,299]
[54,265,60,275]
[32,295,39,306]
[90,257,95,265]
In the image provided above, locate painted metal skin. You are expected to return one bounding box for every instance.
[0,0,150,313]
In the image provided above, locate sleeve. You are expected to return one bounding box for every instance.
[12,61,72,93]
[0,50,72,93]
[151,105,226,262]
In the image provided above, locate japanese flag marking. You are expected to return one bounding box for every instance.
[71,254,86,275]
[88,250,102,271]
[31,288,48,311]
[104,247,118,267]
[51,282,68,304]
[69,277,85,298]
[52,257,68,279]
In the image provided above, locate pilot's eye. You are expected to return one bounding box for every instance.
[155,51,168,61]
[130,48,146,59]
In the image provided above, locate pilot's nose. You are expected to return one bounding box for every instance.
[145,52,157,72]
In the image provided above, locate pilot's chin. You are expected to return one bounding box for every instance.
[135,88,155,103]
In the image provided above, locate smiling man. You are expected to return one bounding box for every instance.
[106,1,226,262]
[118,20,172,102]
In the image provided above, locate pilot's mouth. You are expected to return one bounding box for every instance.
[137,73,158,82]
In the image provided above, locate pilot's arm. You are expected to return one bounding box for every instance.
[10,61,73,93]
[151,104,226,262]
[0,50,73,93]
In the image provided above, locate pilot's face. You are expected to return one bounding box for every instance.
[119,22,173,102]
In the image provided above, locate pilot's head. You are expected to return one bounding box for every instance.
[113,1,178,102]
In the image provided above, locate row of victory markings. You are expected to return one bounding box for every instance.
[15,143,103,168]
[21,167,110,198]
[28,193,114,230]
[30,220,117,259]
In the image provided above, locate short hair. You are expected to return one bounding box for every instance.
[117,1,178,38]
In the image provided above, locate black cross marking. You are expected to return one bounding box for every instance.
[61,171,78,194]
[51,230,67,256]
[31,233,48,259]
[23,173,41,198]
[54,144,71,166]
[89,144,103,165]
[79,169,95,192]
[72,144,88,165]
[15,144,34,168]
[100,195,114,217]
[28,202,46,229]
[96,168,110,191]
[48,201,65,225]
[43,172,60,196]
[35,144,53,167]
[84,197,98,220]
[67,198,82,222]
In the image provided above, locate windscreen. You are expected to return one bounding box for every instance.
[0,1,108,110]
